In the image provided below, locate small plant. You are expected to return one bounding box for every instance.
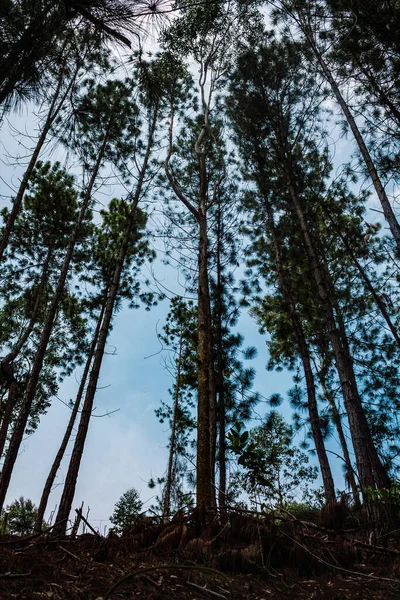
[110,488,143,534]
[227,413,318,508]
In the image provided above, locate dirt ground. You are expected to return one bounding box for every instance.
[1,512,400,599]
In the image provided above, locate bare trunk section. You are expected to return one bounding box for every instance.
[285,172,390,491]
[0,381,17,461]
[34,301,105,530]
[316,363,360,508]
[0,249,52,458]
[196,94,217,510]
[54,110,158,533]
[264,197,336,503]
[215,201,226,511]
[208,314,217,509]
[0,58,79,262]
[163,330,184,520]
[217,373,226,510]
[196,214,213,508]
[0,131,110,513]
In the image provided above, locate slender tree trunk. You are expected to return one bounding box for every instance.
[0,59,80,262]
[195,92,216,510]
[163,330,184,520]
[165,90,216,510]
[217,376,226,510]
[196,213,213,508]
[34,301,105,530]
[0,249,51,458]
[3,248,52,367]
[285,172,390,491]
[306,37,400,253]
[264,198,336,503]
[0,130,110,513]
[316,363,360,508]
[54,109,158,533]
[334,295,390,489]
[208,315,217,509]
[215,201,226,510]
[0,381,17,461]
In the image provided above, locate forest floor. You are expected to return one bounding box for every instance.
[1,509,400,599]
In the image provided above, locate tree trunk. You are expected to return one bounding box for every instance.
[0,56,79,262]
[34,301,105,530]
[215,200,226,511]
[165,88,216,510]
[196,213,213,508]
[163,329,184,520]
[54,108,158,533]
[264,197,336,503]
[0,131,110,513]
[285,172,390,492]
[317,362,361,508]
[208,312,217,509]
[0,381,17,462]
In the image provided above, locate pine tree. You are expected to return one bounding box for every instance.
[226,32,390,493]
[0,0,164,111]
[155,297,197,519]
[0,78,141,513]
[0,161,89,461]
[161,0,254,508]
[53,57,166,532]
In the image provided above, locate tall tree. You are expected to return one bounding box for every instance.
[155,297,197,519]
[54,56,165,531]
[226,33,390,492]
[0,161,89,460]
[0,78,140,513]
[272,0,400,253]
[246,191,336,503]
[162,0,253,508]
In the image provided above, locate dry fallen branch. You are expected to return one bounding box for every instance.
[75,509,101,538]
[0,518,68,545]
[59,545,81,561]
[104,564,234,600]
[186,580,229,599]
[0,572,31,578]
[282,531,400,584]
[287,515,400,556]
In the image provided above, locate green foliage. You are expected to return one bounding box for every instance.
[1,496,44,535]
[110,488,143,534]
[228,413,318,508]
[281,500,321,521]
[0,161,92,434]
[364,482,400,506]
